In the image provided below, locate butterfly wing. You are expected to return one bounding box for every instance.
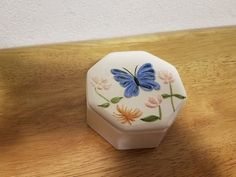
[136,63,160,91]
[111,69,139,97]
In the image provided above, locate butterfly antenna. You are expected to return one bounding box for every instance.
[134,65,138,76]
[122,67,135,77]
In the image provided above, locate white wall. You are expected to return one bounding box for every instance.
[0,0,235,49]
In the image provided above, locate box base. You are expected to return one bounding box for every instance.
[87,105,167,150]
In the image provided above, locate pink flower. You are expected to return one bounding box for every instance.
[158,71,174,84]
[145,94,162,108]
[91,77,111,90]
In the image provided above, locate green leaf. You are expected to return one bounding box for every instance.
[161,93,171,99]
[173,94,186,99]
[141,115,161,122]
[98,102,110,108]
[110,97,123,104]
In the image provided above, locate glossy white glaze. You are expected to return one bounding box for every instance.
[86,51,186,149]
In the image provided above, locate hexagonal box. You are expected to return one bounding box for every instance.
[86,51,186,150]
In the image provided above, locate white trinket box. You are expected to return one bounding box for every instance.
[86,51,186,150]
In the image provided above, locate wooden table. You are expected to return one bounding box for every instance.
[0,27,235,177]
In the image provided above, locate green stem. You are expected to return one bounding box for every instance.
[94,88,110,103]
[158,105,162,119]
[169,83,176,112]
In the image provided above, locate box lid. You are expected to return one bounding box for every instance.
[87,51,186,132]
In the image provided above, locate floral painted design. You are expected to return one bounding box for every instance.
[91,77,123,108]
[111,63,160,98]
[158,71,175,84]
[113,105,142,125]
[91,64,186,125]
[141,94,163,122]
[158,71,186,112]
[91,77,112,90]
[145,94,162,108]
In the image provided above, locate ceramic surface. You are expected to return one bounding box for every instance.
[87,51,186,132]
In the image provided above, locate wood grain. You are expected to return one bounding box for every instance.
[0,26,236,177]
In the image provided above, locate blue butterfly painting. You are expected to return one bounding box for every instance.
[111,63,160,98]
